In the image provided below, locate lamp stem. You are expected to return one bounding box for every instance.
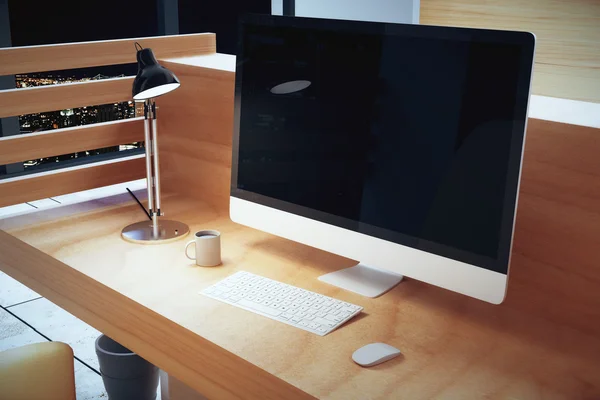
[143,99,155,219]
[150,100,162,217]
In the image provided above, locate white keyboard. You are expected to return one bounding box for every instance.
[201,271,363,336]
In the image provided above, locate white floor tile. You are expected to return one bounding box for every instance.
[74,360,108,400]
[0,307,47,352]
[0,271,41,307]
[9,298,102,370]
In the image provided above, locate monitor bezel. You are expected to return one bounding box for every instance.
[230,14,535,298]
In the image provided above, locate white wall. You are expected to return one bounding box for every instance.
[272,0,420,24]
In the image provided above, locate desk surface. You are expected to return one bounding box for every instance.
[1,194,599,400]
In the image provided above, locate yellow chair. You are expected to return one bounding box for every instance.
[0,342,76,400]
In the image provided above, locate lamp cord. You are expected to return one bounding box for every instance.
[126,188,151,220]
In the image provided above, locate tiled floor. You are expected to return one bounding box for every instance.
[0,270,41,307]
[0,181,161,399]
[10,297,103,371]
[0,272,108,399]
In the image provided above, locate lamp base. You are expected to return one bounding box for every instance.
[121,220,189,244]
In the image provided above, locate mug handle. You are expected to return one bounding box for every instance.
[185,241,196,260]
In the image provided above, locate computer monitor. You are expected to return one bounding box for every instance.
[230,15,535,304]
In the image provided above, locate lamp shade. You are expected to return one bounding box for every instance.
[132,48,180,101]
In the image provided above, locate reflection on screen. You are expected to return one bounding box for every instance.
[236,24,525,272]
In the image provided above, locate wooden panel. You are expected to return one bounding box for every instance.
[421,0,600,102]
[0,154,145,207]
[0,118,144,165]
[0,76,134,119]
[508,118,600,335]
[157,56,235,211]
[0,33,216,76]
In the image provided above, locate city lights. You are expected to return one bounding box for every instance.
[15,73,141,169]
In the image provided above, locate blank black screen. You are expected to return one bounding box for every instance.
[233,17,534,274]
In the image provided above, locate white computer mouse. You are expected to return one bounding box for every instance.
[352,343,402,367]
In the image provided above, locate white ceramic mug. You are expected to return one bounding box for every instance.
[185,230,221,267]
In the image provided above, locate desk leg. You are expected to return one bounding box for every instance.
[160,370,208,400]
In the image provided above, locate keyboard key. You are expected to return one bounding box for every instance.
[313,317,336,327]
[324,314,343,323]
[238,299,282,317]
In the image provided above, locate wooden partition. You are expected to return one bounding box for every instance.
[157,55,236,211]
[157,55,600,337]
[421,0,600,103]
[0,33,216,207]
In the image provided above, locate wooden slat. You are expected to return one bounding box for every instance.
[0,154,145,207]
[0,118,145,165]
[0,33,216,76]
[0,76,133,118]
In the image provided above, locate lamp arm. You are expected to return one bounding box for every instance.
[143,100,155,215]
[150,100,162,216]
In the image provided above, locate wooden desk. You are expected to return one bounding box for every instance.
[1,192,599,400]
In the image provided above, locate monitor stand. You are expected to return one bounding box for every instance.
[318,263,404,298]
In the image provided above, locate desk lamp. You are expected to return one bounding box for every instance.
[121,43,189,244]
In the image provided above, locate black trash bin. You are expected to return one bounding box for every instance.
[95,334,159,400]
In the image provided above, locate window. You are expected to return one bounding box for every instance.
[0,0,159,178]
[1,0,270,178]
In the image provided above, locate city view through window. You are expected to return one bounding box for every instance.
[12,72,142,171]
[1,0,270,178]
